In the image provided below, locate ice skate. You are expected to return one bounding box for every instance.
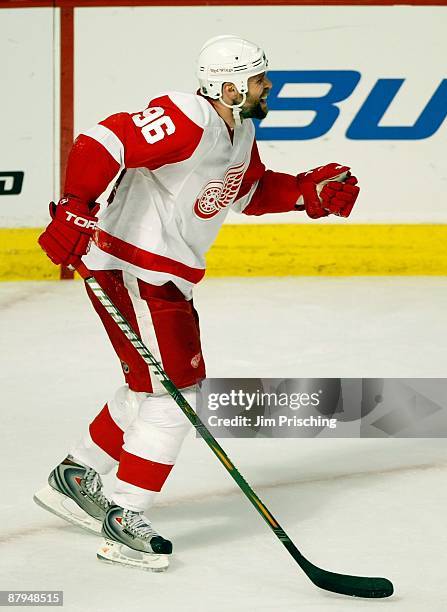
[33,455,110,534]
[97,505,171,572]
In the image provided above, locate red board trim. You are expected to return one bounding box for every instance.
[60,6,73,197]
[59,6,75,279]
[1,1,447,8]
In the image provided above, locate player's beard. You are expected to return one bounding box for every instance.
[239,93,269,120]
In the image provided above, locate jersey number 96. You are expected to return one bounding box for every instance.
[132,107,176,144]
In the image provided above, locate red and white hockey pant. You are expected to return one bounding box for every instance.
[69,270,205,511]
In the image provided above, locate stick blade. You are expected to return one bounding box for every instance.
[288,541,393,598]
[310,567,394,598]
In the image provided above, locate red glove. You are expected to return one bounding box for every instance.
[296,163,360,219]
[38,197,99,267]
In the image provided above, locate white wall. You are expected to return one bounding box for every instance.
[1,5,446,227]
[0,8,56,227]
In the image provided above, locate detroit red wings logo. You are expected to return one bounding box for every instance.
[194,161,246,220]
[190,352,202,369]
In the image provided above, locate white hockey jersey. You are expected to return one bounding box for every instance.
[64,91,300,297]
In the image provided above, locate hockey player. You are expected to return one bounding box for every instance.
[34,35,359,571]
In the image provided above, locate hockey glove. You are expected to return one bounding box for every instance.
[296,163,360,219]
[38,197,99,267]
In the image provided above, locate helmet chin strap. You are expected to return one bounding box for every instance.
[219,92,247,127]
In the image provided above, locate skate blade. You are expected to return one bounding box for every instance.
[33,484,102,535]
[97,539,169,572]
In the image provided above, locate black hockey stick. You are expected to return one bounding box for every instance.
[78,263,393,599]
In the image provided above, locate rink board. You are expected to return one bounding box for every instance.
[1,224,447,281]
[1,2,446,278]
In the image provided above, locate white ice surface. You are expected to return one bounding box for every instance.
[1,277,447,611]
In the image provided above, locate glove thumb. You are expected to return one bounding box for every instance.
[48,201,57,219]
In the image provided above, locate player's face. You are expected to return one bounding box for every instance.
[240,72,272,120]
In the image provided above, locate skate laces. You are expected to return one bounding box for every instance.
[83,469,109,511]
[123,510,158,539]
